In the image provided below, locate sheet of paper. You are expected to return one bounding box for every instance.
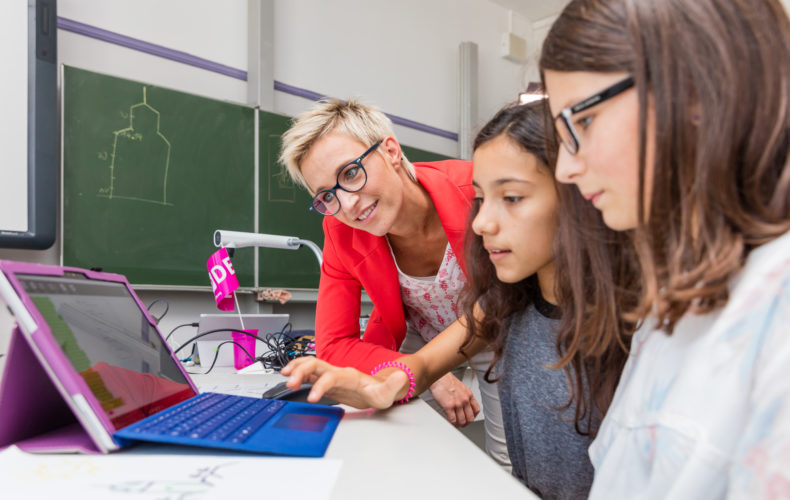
[0,445,342,500]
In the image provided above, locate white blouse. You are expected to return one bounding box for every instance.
[589,230,790,499]
[390,242,466,342]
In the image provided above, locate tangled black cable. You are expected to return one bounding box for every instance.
[166,322,199,343]
[191,339,255,375]
[255,324,315,371]
[174,323,315,374]
[172,327,262,356]
[146,298,170,323]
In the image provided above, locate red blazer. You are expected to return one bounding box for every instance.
[315,160,474,374]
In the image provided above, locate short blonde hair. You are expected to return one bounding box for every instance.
[279,98,415,192]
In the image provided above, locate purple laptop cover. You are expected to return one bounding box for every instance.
[0,326,100,453]
[0,260,200,453]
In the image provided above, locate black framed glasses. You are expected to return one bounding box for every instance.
[554,76,635,155]
[309,140,381,216]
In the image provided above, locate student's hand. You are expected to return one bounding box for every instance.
[428,372,480,427]
[281,357,408,410]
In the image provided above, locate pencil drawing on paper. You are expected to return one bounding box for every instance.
[103,462,238,500]
[32,456,100,480]
[97,86,174,206]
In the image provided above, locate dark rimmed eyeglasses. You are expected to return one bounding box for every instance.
[309,140,382,216]
[554,76,635,155]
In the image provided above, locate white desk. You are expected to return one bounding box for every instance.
[189,368,536,499]
[0,360,534,499]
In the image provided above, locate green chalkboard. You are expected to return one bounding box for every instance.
[63,66,453,289]
[401,145,452,164]
[256,110,453,289]
[257,111,324,289]
[63,66,255,287]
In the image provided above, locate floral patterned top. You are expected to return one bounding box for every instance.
[391,242,466,342]
[589,230,790,499]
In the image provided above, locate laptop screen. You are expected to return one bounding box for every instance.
[17,273,196,431]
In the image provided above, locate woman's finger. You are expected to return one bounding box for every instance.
[462,401,476,427]
[443,403,457,425]
[453,406,467,427]
[470,396,481,416]
[284,357,326,389]
[280,356,314,376]
[306,370,340,403]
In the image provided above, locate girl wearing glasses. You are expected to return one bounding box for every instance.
[279,99,510,469]
[283,100,637,498]
[540,0,790,496]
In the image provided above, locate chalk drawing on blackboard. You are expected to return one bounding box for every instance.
[98,87,174,206]
[266,134,295,203]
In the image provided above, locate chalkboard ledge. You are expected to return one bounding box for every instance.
[129,285,372,305]
[132,284,247,293]
[272,289,373,304]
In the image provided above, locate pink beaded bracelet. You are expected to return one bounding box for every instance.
[370,361,416,405]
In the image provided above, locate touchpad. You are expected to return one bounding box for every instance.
[273,412,330,433]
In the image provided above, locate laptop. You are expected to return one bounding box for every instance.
[0,260,343,456]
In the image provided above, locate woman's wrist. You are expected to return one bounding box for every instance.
[370,361,416,404]
[368,366,412,402]
[429,370,456,389]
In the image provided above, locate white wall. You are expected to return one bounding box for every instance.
[56,0,249,104]
[0,0,552,363]
[273,0,539,155]
[57,0,543,157]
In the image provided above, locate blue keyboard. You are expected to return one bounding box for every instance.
[129,392,286,443]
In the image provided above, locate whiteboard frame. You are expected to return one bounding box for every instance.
[0,0,58,250]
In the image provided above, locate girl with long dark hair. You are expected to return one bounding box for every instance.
[283,100,635,498]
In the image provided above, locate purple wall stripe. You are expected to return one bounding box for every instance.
[273,81,458,141]
[274,81,327,101]
[58,17,458,142]
[57,17,248,81]
[385,114,458,142]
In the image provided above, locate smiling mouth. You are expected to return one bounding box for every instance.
[356,201,377,221]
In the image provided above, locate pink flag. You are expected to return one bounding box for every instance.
[206,247,239,311]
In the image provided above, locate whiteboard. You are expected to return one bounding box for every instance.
[0,1,28,233]
[0,0,57,249]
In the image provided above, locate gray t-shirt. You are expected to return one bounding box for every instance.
[498,297,596,499]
